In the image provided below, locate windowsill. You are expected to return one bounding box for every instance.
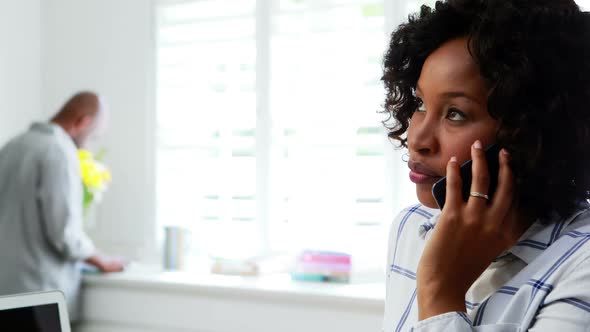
[82,263,385,310]
[79,264,385,331]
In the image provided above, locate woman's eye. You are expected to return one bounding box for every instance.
[416,98,426,112]
[447,108,467,121]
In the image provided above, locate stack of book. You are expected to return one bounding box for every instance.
[291,250,351,283]
[210,254,291,276]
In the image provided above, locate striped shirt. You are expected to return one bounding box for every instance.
[383,203,590,331]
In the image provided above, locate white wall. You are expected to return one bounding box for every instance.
[42,0,158,263]
[0,0,157,262]
[0,0,42,144]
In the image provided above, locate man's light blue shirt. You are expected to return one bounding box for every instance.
[0,122,95,321]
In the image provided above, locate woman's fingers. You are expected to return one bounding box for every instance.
[489,148,514,220]
[442,156,463,213]
[468,140,490,211]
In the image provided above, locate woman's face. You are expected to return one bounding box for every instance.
[407,37,499,209]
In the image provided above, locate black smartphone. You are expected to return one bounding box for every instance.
[431,144,501,210]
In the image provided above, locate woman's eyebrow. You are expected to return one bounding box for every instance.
[416,83,482,105]
[415,84,422,94]
[440,91,487,107]
[440,91,477,102]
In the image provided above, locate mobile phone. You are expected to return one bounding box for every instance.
[431,144,501,210]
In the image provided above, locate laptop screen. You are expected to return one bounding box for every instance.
[0,303,62,332]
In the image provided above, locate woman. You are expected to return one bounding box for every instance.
[381,0,590,330]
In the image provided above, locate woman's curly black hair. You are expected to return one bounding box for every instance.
[382,0,590,220]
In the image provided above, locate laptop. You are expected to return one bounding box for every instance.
[0,291,71,332]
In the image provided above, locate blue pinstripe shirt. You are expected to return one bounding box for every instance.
[383,203,590,331]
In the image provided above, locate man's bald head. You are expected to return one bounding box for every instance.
[51,91,107,148]
[52,91,100,122]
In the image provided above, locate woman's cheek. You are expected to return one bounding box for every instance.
[446,146,472,164]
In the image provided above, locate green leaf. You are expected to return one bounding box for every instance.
[83,186,94,213]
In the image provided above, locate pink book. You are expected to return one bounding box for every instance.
[299,251,351,264]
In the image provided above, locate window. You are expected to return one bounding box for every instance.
[155,0,436,271]
[578,0,590,10]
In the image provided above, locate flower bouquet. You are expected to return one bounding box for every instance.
[78,149,112,214]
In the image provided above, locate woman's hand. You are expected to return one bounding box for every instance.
[416,140,522,320]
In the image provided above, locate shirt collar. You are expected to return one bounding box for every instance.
[30,122,76,147]
[417,206,441,239]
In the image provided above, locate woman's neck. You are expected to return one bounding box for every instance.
[504,207,536,250]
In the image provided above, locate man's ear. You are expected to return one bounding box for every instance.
[75,114,94,131]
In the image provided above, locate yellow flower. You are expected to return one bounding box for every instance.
[78,149,93,161]
[101,168,112,182]
[79,149,112,210]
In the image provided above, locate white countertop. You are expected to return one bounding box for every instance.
[82,264,385,311]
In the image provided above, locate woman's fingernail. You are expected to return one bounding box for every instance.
[450,156,457,163]
[473,140,482,150]
[501,148,510,157]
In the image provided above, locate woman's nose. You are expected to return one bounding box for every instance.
[408,116,438,156]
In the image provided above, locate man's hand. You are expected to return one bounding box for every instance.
[85,253,126,273]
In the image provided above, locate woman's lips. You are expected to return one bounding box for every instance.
[409,170,441,184]
[408,161,442,184]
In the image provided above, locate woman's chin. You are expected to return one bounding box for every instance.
[416,188,439,209]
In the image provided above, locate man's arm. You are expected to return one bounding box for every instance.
[37,144,95,261]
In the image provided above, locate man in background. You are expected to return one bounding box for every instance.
[0,91,125,321]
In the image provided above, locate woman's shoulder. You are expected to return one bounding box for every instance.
[385,204,439,277]
[530,205,590,284]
